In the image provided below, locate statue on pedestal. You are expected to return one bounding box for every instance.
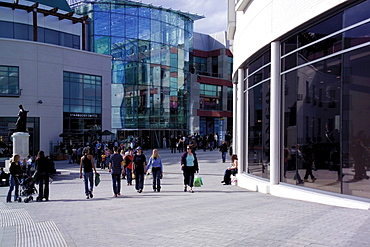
[15,104,29,132]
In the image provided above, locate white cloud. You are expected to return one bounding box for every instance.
[139,0,227,34]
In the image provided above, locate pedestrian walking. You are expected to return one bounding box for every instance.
[35,150,53,201]
[109,146,124,197]
[303,141,317,183]
[163,136,167,149]
[124,148,134,186]
[219,140,228,163]
[181,145,199,193]
[146,149,163,192]
[103,147,111,170]
[6,154,22,203]
[79,147,98,199]
[133,146,146,193]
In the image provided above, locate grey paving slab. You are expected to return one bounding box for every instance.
[1,149,370,246]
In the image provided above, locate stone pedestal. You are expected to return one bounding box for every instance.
[5,132,30,172]
[12,132,30,160]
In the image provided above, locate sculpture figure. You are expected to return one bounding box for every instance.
[15,104,29,132]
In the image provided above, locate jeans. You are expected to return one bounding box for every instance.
[221,152,227,162]
[152,167,161,190]
[134,171,144,191]
[126,168,132,184]
[38,173,50,200]
[7,175,19,202]
[83,172,93,196]
[183,166,195,188]
[111,174,121,195]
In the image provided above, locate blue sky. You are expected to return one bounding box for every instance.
[139,0,228,34]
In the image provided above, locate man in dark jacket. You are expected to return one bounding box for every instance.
[219,141,228,163]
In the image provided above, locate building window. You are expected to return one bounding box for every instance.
[227,87,233,111]
[0,66,19,96]
[63,71,102,135]
[281,0,370,198]
[199,84,222,110]
[212,56,218,77]
[194,56,207,74]
[227,56,233,80]
[0,21,80,49]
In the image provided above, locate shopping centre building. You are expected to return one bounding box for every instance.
[0,0,112,156]
[0,0,233,156]
[68,0,233,147]
[229,0,370,209]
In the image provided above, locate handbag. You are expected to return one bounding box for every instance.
[194,174,203,187]
[32,171,39,182]
[95,173,100,186]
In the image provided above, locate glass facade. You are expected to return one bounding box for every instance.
[281,0,370,198]
[0,66,19,96]
[0,21,80,49]
[245,52,271,179]
[199,84,222,111]
[74,1,197,134]
[244,0,370,199]
[63,71,102,141]
[194,56,207,74]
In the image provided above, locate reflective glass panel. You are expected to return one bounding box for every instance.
[125,15,138,39]
[111,13,125,37]
[139,7,151,18]
[298,13,342,48]
[247,81,270,179]
[0,66,19,96]
[94,35,111,54]
[282,56,341,193]
[94,11,111,35]
[298,34,342,64]
[139,17,151,40]
[343,45,370,198]
[343,0,370,27]
[343,21,370,49]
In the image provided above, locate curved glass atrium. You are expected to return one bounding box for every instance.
[73,0,202,131]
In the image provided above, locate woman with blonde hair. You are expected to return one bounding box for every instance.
[146,149,163,192]
[6,154,22,202]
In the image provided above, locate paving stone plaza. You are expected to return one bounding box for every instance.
[1,149,370,247]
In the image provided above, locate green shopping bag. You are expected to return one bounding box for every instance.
[194,175,203,187]
[95,173,100,187]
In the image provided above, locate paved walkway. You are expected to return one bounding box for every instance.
[1,149,370,247]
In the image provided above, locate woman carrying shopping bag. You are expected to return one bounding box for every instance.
[181,145,199,193]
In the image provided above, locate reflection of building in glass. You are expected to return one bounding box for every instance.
[229,0,370,208]
[70,0,203,146]
[0,0,111,156]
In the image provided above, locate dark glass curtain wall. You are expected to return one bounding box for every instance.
[281,0,370,198]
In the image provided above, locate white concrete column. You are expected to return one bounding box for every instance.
[270,41,281,185]
[232,79,238,154]
[237,68,244,173]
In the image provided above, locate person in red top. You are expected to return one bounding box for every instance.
[124,148,134,186]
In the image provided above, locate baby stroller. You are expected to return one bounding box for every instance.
[16,175,38,203]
